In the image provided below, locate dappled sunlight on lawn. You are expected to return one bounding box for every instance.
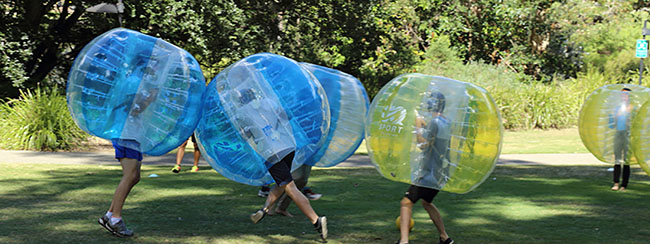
[1,163,650,243]
[453,216,496,225]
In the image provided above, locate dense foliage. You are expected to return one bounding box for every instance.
[2,0,650,148]
[0,87,88,150]
[6,0,645,98]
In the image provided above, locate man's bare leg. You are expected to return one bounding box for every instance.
[422,200,449,241]
[109,158,141,218]
[398,197,414,244]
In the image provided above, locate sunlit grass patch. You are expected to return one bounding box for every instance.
[1,163,649,243]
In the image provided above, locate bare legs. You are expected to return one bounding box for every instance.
[422,200,449,241]
[398,197,449,244]
[174,139,200,169]
[399,197,413,244]
[270,164,312,217]
[175,140,189,165]
[263,181,318,224]
[192,145,200,168]
[108,158,141,218]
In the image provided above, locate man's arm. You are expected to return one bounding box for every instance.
[415,116,427,144]
[417,117,439,150]
[131,88,159,116]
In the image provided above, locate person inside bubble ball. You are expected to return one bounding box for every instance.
[610,87,633,191]
[98,80,161,238]
[97,90,158,238]
[234,88,328,241]
[397,91,453,244]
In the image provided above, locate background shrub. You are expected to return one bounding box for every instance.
[0,87,88,151]
[414,35,642,129]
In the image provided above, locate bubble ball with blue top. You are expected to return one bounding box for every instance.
[195,53,330,186]
[300,62,369,167]
[66,28,206,155]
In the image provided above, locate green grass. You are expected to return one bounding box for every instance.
[1,163,649,243]
[501,128,589,154]
[355,128,589,155]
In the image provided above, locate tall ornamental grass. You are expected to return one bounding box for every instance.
[0,87,88,151]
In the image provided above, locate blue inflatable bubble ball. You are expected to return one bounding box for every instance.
[195,53,330,186]
[300,63,370,167]
[67,28,206,155]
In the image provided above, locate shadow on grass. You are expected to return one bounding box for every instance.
[444,165,650,243]
[1,164,650,243]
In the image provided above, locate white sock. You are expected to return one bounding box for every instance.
[110,217,121,225]
[105,211,113,218]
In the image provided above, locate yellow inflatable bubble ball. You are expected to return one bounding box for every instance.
[632,100,650,176]
[579,84,650,165]
[395,216,414,231]
[365,73,503,194]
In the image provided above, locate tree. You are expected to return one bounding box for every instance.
[1,0,115,98]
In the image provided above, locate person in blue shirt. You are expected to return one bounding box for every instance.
[611,87,633,191]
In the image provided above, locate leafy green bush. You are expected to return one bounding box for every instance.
[417,58,644,129]
[414,34,621,129]
[550,1,646,78]
[0,87,88,151]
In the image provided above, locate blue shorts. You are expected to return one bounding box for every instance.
[111,139,143,161]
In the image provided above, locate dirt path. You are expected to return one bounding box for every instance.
[0,150,606,167]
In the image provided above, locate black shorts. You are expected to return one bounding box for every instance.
[191,134,197,143]
[268,151,295,187]
[404,185,439,203]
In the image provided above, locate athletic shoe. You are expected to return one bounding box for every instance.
[98,215,113,234]
[108,219,134,237]
[191,166,199,172]
[303,188,322,200]
[439,237,454,244]
[314,216,327,241]
[394,240,408,244]
[258,186,270,198]
[171,165,181,173]
[250,209,267,224]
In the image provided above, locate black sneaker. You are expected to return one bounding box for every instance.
[98,215,113,234]
[439,237,454,244]
[394,240,408,244]
[107,219,134,237]
[313,216,328,241]
[250,208,267,224]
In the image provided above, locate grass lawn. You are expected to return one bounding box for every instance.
[1,163,649,243]
[501,127,589,154]
[355,127,589,155]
